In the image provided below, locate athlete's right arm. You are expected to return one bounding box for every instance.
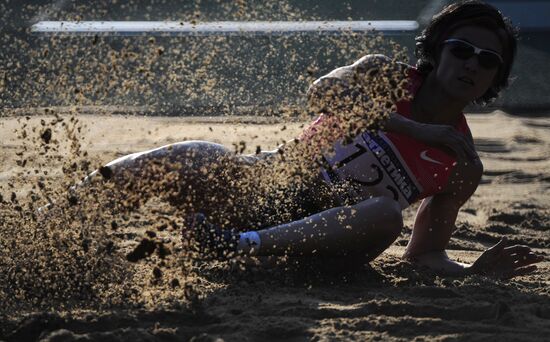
[384,114,478,160]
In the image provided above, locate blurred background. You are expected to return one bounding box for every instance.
[0,0,548,116]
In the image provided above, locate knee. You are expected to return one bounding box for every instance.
[377,196,402,223]
[167,141,228,164]
[357,197,403,236]
[377,197,403,236]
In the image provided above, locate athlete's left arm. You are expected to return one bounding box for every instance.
[404,159,544,278]
[403,159,483,275]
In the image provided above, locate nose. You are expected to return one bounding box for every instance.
[463,55,479,73]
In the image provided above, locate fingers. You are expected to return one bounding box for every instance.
[473,240,544,279]
[503,265,538,279]
[445,134,476,162]
[464,135,477,159]
[502,245,544,265]
[504,245,532,254]
[513,252,545,268]
[424,125,477,161]
[456,134,477,160]
[472,238,508,270]
[446,141,467,160]
[498,246,544,279]
[449,130,476,161]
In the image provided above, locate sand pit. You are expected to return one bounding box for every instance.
[0,109,549,341]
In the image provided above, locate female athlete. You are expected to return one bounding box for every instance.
[67,1,543,279]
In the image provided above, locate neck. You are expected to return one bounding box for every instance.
[412,72,468,125]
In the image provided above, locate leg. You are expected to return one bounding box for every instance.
[70,141,248,217]
[255,196,403,261]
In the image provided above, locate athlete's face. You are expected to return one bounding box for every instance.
[434,25,503,102]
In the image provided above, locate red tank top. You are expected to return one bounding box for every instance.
[303,67,472,209]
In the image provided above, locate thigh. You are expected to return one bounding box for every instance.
[107,140,237,167]
[103,141,249,217]
[158,141,251,215]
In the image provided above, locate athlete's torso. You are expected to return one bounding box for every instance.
[304,65,472,210]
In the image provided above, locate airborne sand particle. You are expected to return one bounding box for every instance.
[3,3,548,342]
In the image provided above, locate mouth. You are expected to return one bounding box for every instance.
[457,76,474,86]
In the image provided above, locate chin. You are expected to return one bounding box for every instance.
[446,90,475,103]
[448,86,482,103]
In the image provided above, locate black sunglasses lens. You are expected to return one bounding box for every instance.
[449,44,474,60]
[478,53,501,68]
[448,41,501,69]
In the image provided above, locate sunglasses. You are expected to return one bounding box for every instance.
[442,38,503,69]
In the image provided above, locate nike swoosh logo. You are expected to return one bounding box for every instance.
[420,150,443,165]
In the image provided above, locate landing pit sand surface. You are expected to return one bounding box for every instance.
[0,109,549,341]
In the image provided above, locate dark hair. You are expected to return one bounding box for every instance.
[414,0,518,105]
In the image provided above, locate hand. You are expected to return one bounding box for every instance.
[411,122,478,161]
[469,237,544,279]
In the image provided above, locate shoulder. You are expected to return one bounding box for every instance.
[352,54,411,77]
[325,54,405,78]
[312,54,409,87]
[352,54,399,69]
